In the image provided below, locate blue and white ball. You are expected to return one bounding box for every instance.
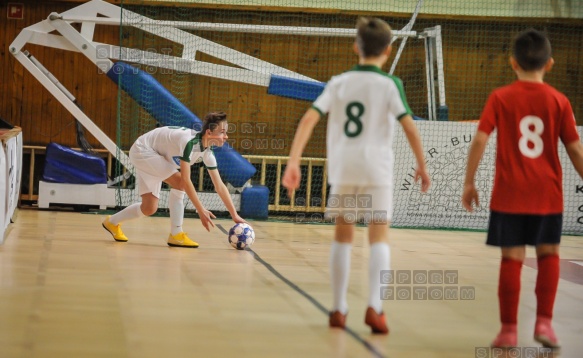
[228,223,255,250]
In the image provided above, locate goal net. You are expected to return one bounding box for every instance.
[114,0,582,234]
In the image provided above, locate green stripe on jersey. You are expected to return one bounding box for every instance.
[349,64,386,75]
[181,133,202,162]
[311,105,325,118]
[348,65,413,117]
[397,112,410,121]
[388,75,413,116]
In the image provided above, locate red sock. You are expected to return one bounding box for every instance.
[535,254,560,319]
[498,258,523,324]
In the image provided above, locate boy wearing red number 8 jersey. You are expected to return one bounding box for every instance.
[462,29,583,348]
[283,17,430,334]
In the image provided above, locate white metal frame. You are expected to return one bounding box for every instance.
[10,0,446,145]
[391,24,447,121]
[10,1,130,170]
[389,0,424,74]
[11,0,444,105]
[423,26,447,121]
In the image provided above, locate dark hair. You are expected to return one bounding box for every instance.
[512,28,551,71]
[201,111,227,134]
[355,17,392,57]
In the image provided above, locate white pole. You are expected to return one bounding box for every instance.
[56,15,418,38]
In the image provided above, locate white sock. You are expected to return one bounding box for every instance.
[169,189,185,236]
[330,241,352,315]
[369,242,390,314]
[109,202,145,225]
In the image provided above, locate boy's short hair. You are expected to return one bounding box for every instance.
[512,28,551,71]
[355,17,392,58]
[201,111,227,134]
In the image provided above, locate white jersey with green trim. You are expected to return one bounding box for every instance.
[312,64,413,186]
[135,126,217,169]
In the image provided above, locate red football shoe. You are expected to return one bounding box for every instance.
[329,310,347,329]
[364,307,389,334]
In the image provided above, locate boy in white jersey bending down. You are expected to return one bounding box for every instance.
[103,112,247,248]
[283,17,430,334]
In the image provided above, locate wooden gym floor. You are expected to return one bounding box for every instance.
[1,209,582,358]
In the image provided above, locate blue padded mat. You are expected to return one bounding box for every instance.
[42,143,107,184]
[267,75,325,102]
[107,62,256,187]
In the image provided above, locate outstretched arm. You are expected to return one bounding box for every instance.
[566,140,583,180]
[462,130,489,212]
[208,169,247,224]
[400,115,430,192]
[180,160,215,231]
[282,108,321,197]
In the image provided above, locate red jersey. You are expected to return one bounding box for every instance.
[478,80,579,214]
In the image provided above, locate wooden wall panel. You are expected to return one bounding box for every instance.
[1,1,120,149]
[0,1,581,161]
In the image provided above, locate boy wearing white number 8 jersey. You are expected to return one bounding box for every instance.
[462,29,583,348]
[102,112,247,248]
[283,17,430,334]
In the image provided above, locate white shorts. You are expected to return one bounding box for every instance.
[326,185,393,224]
[129,142,178,198]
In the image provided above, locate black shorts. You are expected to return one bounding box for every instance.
[486,211,562,247]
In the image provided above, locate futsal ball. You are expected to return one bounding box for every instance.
[228,223,255,250]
